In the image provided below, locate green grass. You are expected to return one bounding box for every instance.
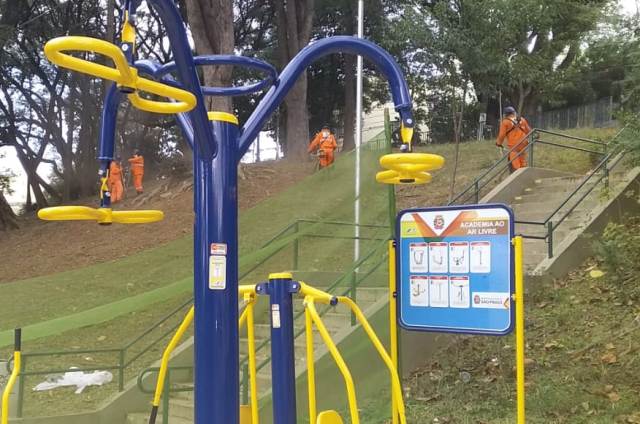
[363,258,640,423]
[0,126,622,417]
[0,138,394,416]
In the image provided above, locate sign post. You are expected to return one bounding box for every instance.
[395,204,525,423]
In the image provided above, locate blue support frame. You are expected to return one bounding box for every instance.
[95,2,415,422]
[256,275,300,424]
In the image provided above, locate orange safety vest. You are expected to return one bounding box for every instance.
[128,155,144,176]
[496,117,531,148]
[108,161,122,182]
[308,132,338,167]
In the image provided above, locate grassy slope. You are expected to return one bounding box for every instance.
[0,127,620,417]
[381,257,640,424]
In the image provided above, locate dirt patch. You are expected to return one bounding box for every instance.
[0,160,312,283]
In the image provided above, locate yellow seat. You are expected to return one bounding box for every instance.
[37,206,164,224]
[44,36,196,114]
[317,410,344,424]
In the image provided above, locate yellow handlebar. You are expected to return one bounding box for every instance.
[37,206,164,224]
[376,153,445,185]
[298,282,337,305]
[44,36,196,114]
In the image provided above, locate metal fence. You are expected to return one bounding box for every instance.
[528,97,617,130]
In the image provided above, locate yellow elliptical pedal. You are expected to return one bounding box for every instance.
[38,206,164,225]
[44,36,196,114]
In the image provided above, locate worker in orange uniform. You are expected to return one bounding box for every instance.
[108,156,124,203]
[128,150,145,194]
[308,124,338,169]
[496,106,532,173]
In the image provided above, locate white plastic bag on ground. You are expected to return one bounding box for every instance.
[33,368,113,394]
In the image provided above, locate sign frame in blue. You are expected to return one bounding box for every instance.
[396,203,515,335]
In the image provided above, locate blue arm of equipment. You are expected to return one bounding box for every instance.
[143,0,216,160]
[154,55,278,97]
[239,36,414,157]
[98,83,122,162]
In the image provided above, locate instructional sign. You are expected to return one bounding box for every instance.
[397,204,514,335]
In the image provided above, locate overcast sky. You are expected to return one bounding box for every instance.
[1,0,638,207]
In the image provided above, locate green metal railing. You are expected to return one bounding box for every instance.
[2,218,389,419]
[449,127,629,258]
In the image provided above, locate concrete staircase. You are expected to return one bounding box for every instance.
[125,286,388,424]
[485,164,632,274]
[510,174,600,272]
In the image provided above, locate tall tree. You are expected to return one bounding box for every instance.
[184,0,234,112]
[273,0,314,159]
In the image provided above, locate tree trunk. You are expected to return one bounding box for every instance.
[342,54,356,151]
[0,190,18,231]
[273,0,315,160]
[184,0,234,113]
[76,78,99,197]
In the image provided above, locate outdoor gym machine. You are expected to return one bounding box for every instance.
[33,0,445,422]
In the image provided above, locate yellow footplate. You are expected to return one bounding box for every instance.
[37,206,164,224]
[376,153,445,185]
[317,410,344,424]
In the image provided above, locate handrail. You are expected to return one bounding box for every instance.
[248,238,389,374]
[1,329,21,424]
[337,296,406,424]
[552,150,626,231]
[449,129,535,204]
[144,289,259,424]
[449,127,613,206]
[447,126,629,259]
[535,139,605,155]
[305,298,359,424]
[542,147,620,225]
[148,306,194,424]
[536,129,608,145]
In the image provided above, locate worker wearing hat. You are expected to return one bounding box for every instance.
[308,124,338,168]
[496,106,532,172]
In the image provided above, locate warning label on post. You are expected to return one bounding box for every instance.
[210,243,228,256]
[209,256,226,290]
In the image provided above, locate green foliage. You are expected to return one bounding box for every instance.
[0,153,14,195]
[612,114,640,165]
[595,217,640,300]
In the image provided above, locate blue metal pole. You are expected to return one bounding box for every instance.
[193,115,240,424]
[259,273,298,424]
[96,83,122,208]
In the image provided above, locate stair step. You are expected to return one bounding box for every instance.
[168,398,194,421]
[533,176,583,185]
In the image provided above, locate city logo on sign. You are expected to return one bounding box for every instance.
[433,215,445,230]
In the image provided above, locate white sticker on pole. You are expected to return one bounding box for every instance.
[210,243,227,256]
[271,304,281,329]
[209,256,226,290]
